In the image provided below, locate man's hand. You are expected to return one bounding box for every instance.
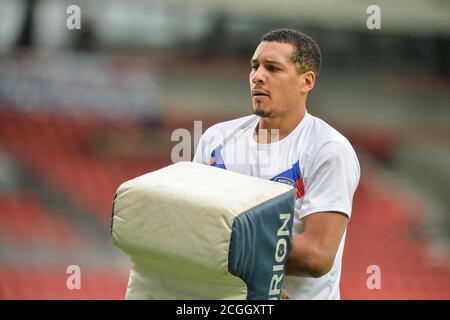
[282,287,290,300]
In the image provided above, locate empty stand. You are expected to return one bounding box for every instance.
[0,194,82,248]
[0,266,128,299]
[341,176,450,299]
[0,110,171,223]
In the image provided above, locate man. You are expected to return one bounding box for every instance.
[193,29,360,300]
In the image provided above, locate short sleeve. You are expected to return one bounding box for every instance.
[192,126,217,165]
[299,140,360,219]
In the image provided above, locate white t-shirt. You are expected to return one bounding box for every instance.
[192,111,360,300]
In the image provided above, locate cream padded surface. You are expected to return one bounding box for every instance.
[112,161,295,300]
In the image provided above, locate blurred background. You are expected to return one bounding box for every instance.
[0,0,449,299]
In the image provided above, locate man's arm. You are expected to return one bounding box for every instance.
[286,211,349,278]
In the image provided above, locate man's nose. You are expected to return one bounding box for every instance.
[251,68,265,84]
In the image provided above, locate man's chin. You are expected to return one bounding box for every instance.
[253,108,274,118]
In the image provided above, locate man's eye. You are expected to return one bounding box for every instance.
[268,65,280,71]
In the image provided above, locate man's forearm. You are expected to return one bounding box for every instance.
[285,234,334,278]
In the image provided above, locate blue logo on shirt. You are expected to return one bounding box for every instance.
[273,177,296,187]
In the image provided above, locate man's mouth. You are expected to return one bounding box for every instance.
[252,90,270,97]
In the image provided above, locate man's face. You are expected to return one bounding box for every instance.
[249,41,303,118]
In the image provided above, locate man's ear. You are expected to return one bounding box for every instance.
[300,71,316,94]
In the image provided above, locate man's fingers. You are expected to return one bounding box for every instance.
[282,288,290,300]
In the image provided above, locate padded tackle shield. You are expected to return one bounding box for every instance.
[112,161,295,300]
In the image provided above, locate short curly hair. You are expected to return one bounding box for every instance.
[262,29,321,76]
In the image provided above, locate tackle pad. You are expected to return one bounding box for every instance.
[111,161,295,300]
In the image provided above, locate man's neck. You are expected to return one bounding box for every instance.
[255,108,306,144]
